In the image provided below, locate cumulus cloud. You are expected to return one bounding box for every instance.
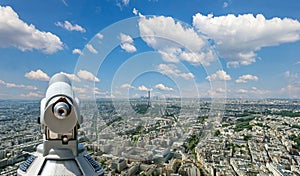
[77,70,100,82]
[206,70,231,81]
[0,80,37,90]
[120,33,133,43]
[120,43,137,53]
[55,20,86,33]
[236,87,269,95]
[25,69,50,81]
[93,87,107,95]
[20,92,42,98]
[180,50,216,66]
[119,33,137,53]
[133,8,138,15]
[236,89,248,94]
[72,48,83,55]
[155,84,174,91]
[139,15,216,66]
[193,13,300,67]
[60,72,80,82]
[137,85,150,91]
[96,33,104,39]
[139,16,205,51]
[86,44,98,54]
[121,83,134,89]
[0,6,63,54]
[156,64,195,80]
[236,74,259,83]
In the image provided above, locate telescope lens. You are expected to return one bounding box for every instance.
[53,102,71,119]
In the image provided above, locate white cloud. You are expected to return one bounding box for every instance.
[236,87,270,95]
[121,83,134,89]
[223,2,228,8]
[236,74,259,83]
[72,48,83,55]
[122,0,130,6]
[284,70,290,78]
[193,13,300,67]
[20,92,42,98]
[158,48,181,63]
[25,69,50,81]
[155,84,174,91]
[116,0,130,10]
[72,87,86,94]
[86,44,98,54]
[59,72,80,82]
[90,87,107,95]
[236,89,248,93]
[138,15,216,66]
[119,33,136,53]
[284,70,298,79]
[137,85,150,91]
[55,20,86,33]
[280,83,300,98]
[131,93,140,98]
[73,86,107,99]
[133,8,138,15]
[96,33,104,39]
[216,88,227,93]
[0,6,63,54]
[180,50,216,66]
[156,64,195,80]
[120,43,137,53]
[139,16,205,51]
[120,33,133,43]
[77,70,100,82]
[206,70,231,81]
[0,80,37,90]
[93,87,107,95]
[179,72,195,80]
[208,88,228,98]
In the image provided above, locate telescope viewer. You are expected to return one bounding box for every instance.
[17,73,104,176]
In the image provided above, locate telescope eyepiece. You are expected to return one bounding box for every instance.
[53,101,71,119]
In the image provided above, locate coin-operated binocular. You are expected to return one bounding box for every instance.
[17,73,104,176]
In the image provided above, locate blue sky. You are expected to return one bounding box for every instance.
[0,0,300,99]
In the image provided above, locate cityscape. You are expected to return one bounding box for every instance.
[0,0,300,175]
[0,97,299,175]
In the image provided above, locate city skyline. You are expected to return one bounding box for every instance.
[0,0,300,100]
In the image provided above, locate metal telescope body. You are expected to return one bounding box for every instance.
[17,73,104,176]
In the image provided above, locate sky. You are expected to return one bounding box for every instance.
[0,0,300,100]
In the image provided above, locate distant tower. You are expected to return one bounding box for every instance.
[147,90,151,107]
[93,111,98,142]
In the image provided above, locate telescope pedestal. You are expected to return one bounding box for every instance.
[17,144,104,176]
[16,73,103,176]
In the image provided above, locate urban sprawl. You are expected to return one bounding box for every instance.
[0,98,300,175]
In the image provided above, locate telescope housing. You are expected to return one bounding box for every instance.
[17,73,104,176]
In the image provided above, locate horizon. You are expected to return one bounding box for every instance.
[1,97,300,101]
